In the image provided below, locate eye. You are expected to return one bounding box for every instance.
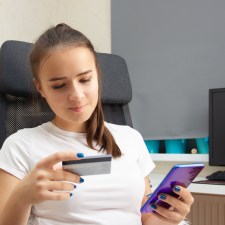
[52,84,65,89]
[79,77,91,83]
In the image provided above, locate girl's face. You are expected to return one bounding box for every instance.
[35,47,99,132]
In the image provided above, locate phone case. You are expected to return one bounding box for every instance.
[141,163,204,213]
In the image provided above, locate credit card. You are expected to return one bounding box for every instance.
[62,154,112,176]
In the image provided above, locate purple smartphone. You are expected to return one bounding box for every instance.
[141,163,204,213]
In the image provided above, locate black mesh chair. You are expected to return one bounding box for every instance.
[0,40,133,148]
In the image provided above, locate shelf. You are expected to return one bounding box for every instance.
[150,153,208,162]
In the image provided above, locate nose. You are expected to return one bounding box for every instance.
[68,82,85,101]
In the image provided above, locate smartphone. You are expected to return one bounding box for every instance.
[141,163,205,213]
[62,154,112,176]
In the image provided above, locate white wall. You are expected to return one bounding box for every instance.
[0,0,111,53]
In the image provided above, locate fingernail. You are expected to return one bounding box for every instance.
[79,177,84,183]
[70,193,73,197]
[146,193,152,198]
[74,185,76,189]
[159,193,167,200]
[151,203,157,210]
[173,186,180,192]
[77,153,84,158]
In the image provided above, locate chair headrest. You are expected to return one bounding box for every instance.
[0,41,34,97]
[0,40,132,104]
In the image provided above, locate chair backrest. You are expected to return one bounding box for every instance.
[0,40,133,148]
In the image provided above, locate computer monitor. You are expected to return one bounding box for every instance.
[209,88,225,166]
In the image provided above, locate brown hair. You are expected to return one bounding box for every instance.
[29,23,122,158]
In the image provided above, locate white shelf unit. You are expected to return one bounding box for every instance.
[150,153,208,162]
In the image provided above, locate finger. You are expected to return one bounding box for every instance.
[36,151,81,169]
[173,185,194,206]
[158,193,190,216]
[41,190,72,201]
[52,163,63,171]
[150,203,184,223]
[49,170,81,183]
[47,181,76,192]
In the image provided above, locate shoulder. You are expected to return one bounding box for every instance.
[105,122,143,140]
[2,122,49,148]
[4,128,31,145]
[0,124,49,179]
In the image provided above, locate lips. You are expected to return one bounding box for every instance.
[69,104,86,112]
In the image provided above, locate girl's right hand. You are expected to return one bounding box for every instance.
[15,151,83,205]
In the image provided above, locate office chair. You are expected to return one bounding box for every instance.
[0,40,133,148]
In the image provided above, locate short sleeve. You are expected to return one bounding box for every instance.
[0,129,31,179]
[135,130,155,177]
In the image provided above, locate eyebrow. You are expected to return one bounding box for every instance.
[48,70,93,82]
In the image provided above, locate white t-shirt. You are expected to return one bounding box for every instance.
[0,122,155,225]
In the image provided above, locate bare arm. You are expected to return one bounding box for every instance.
[0,170,31,225]
[0,151,82,225]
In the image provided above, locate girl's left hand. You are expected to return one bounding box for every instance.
[149,185,194,224]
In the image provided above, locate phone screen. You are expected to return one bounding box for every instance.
[141,163,204,213]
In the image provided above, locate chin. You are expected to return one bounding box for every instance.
[70,115,91,124]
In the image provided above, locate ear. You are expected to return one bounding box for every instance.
[33,79,45,98]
